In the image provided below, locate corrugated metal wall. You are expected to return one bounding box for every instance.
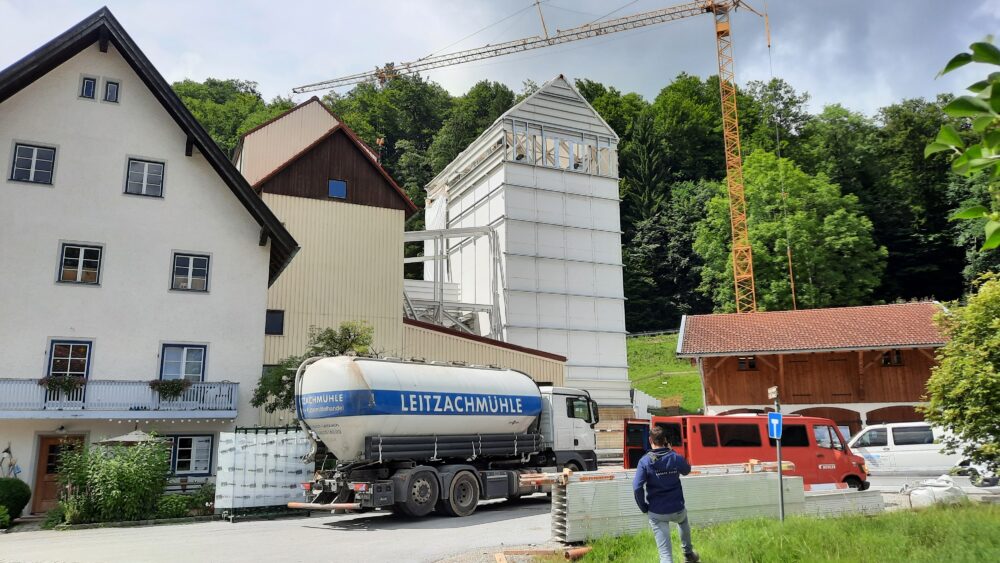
[238,101,338,185]
[401,323,565,386]
[262,194,404,364]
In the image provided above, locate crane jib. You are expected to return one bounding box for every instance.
[297,389,543,419]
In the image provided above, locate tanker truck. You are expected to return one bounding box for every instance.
[291,356,600,517]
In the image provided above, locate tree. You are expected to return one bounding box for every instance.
[651,73,724,182]
[789,104,880,199]
[427,80,515,173]
[172,78,293,155]
[924,275,1000,472]
[251,322,374,414]
[619,108,668,231]
[694,151,887,311]
[926,38,1000,251]
[739,78,811,156]
[948,174,1000,282]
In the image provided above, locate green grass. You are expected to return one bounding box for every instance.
[575,503,1000,563]
[627,333,703,412]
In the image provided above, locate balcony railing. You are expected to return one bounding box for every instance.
[0,379,238,417]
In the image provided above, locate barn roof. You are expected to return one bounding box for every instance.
[676,302,946,357]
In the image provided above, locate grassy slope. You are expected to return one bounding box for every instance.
[627,333,703,413]
[579,503,1000,563]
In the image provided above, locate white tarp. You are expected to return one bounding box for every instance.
[214,429,312,510]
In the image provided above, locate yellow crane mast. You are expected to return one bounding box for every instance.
[296,0,760,312]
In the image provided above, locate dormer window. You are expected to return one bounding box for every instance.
[104,80,120,103]
[882,349,904,367]
[80,76,96,99]
[737,356,757,371]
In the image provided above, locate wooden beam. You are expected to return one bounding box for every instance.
[258,228,269,247]
[99,28,109,53]
[857,351,866,402]
[917,348,937,361]
[756,355,776,371]
[778,354,785,402]
[185,136,195,157]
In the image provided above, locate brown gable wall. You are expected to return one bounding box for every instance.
[258,130,411,212]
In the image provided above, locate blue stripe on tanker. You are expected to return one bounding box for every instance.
[297,389,543,420]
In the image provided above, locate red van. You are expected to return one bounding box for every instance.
[624,414,869,490]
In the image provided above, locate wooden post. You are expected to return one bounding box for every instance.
[778,354,785,403]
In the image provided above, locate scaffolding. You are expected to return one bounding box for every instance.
[403,226,505,339]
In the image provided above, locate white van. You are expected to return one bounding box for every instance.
[848,422,962,475]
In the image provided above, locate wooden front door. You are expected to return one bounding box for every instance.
[32,435,83,514]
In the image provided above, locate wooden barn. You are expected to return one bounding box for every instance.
[676,302,946,437]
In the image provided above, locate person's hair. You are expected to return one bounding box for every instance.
[649,426,669,447]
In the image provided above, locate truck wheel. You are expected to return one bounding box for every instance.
[845,476,863,489]
[398,470,439,517]
[438,472,480,517]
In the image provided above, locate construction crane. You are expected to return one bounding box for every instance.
[296,0,759,313]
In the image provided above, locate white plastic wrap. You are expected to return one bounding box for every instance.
[214,430,312,510]
[902,474,967,508]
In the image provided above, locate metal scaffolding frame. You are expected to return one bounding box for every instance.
[403,226,505,339]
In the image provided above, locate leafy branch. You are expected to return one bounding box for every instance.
[927,37,1000,249]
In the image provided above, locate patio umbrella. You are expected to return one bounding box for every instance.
[95,430,167,446]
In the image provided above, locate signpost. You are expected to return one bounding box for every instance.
[767,386,785,522]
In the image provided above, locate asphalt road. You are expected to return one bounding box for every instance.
[0,496,553,563]
[868,473,998,493]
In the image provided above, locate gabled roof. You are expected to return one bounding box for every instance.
[253,122,418,216]
[498,74,619,141]
[676,302,946,357]
[0,7,298,285]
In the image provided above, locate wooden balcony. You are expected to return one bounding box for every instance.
[0,379,238,419]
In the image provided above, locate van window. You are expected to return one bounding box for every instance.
[700,423,718,447]
[829,426,845,451]
[717,424,762,447]
[566,397,592,423]
[855,428,888,447]
[655,423,683,448]
[892,426,934,446]
[813,425,834,449]
[768,424,809,447]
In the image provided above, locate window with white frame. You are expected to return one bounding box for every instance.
[11,143,56,184]
[59,244,102,284]
[80,77,96,99]
[125,159,164,197]
[167,436,212,475]
[48,340,92,377]
[171,253,209,291]
[160,344,205,382]
[104,80,120,103]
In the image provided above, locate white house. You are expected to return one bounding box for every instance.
[423,76,630,409]
[0,8,298,514]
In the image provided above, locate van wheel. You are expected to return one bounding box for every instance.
[437,472,480,517]
[845,477,863,489]
[397,470,439,517]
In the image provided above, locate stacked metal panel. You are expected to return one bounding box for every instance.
[552,471,806,543]
[214,429,312,510]
[802,489,885,518]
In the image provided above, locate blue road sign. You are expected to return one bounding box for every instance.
[768,412,783,440]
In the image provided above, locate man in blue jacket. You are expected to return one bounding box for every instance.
[633,426,699,563]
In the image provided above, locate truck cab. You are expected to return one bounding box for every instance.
[539,386,600,471]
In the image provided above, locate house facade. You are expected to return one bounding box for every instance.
[423,76,631,409]
[676,302,946,437]
[0,9,297,514]
[236,99,569,426]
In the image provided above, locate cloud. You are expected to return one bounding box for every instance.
[1,0,994,116]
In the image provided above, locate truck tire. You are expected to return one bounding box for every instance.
[844,476,863,489]
[437,471,480,517]
[397,469,440,517]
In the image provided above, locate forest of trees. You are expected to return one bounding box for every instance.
[174,73,1000,332]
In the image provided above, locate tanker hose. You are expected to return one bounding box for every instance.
[294,356,327,463]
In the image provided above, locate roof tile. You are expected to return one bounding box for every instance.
[677,302,945,356]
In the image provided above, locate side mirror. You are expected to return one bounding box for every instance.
[590,400,600,427]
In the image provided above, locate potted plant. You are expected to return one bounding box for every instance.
[37,375,86,395]
[148,379,192,400]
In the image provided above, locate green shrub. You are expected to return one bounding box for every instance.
[156,494,193,519]
[58,440,171,524]
[190,483,215,516]
[0,478,32,519]
[41,505,65,529]
[0,505,10,529]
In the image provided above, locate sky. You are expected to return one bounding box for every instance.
[1,0,998,116]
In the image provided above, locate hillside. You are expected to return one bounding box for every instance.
[627,333,703,413]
